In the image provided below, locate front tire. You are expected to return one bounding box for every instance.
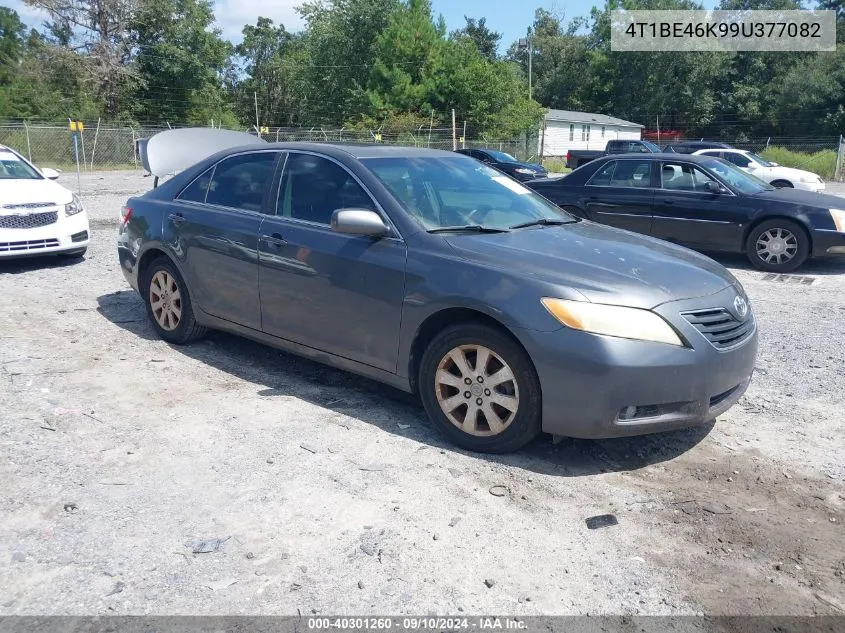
[418,324,541,453]
[745,219,809,272]
[141,256,207,344]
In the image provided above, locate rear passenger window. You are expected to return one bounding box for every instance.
[205,152,277,212]
[587,162,616,186]
[610,160,652,187]
[178,166,214,203]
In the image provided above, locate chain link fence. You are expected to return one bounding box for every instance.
[0,121,539,173]
[0,121,840,180]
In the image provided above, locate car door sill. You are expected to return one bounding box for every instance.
[193,306,412,393]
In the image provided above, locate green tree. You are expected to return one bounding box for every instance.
[360,0,543,137]
[131,0,236,125]
[233,17,309,127]
[24,0,138,116]
[451,16,501,61]
[776,46,845,135]
[506,10,594,111]
[0,8,26,85]
[297,0,403,124]
[363,0,444,115]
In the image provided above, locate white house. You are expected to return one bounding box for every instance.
[539,109,644,158]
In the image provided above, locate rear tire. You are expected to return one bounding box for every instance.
[745,219,809,272]
[141,256,207,344]
[418,323,541,453]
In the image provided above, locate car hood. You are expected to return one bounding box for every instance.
[0,178,73,207]
[752,187,842,208]
[444,221,738,309]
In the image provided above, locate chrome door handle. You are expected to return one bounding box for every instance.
[260,233,286,248]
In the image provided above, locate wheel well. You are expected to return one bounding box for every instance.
[770,179,793,187]
[407,308,530,395]
[137,248,169,283]
[742,216,812,253]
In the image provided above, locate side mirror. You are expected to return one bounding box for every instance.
[331,208,389,237]
[705,180,726,194]
[41,167,60,180]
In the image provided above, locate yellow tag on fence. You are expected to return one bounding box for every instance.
[259,126,269,134]
[69,121,84,132]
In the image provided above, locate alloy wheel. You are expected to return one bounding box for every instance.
[756,228,798,266]
[149,270,182,331]
[434,344,519,437]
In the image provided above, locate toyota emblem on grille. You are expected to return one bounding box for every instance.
[733,295,749,320]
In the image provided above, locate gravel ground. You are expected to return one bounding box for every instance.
[1,171,844,616]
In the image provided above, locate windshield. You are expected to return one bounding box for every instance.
[702,158,774,194]
[484,150,518,163]
[747,152,774,167]
[0,149,42,180]
[361,156,573,231]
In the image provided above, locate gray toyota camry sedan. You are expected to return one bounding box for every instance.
[118,140,758,453]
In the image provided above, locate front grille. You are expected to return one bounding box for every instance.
[0,238,60,253]
[682,308,753,349]
[0,201,56,210]
[0,211,58,229]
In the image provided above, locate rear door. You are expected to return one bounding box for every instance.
[650,159,747,251]
[581,158,655,235]
[257,151,407,372]
[166,150,281,330]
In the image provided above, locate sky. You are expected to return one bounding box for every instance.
[6,0,603,51]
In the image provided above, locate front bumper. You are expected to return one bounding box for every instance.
[793,181,825,193]
[811,229,845,257]
[517,286,758,439]
[0,211,90,258]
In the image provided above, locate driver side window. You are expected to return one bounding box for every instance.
[277,153,375,225]
[660,162,716,191]
[724,153,752,168]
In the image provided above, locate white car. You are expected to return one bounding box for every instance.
[693,148,825,192]
[0,145,89,259]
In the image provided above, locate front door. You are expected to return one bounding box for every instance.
[650,160,746,251]
[166,150,281,330]
[257,151,407,373]
[582,159,655,235]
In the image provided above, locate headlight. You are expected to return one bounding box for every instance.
[65,194,83,216]
[540,298,685,346]
[514,168,534,175]
[830,208,845,232]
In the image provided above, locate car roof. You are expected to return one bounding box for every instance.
[667,141,730,147]
[261,142,459,160]
[598,153,720,163]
